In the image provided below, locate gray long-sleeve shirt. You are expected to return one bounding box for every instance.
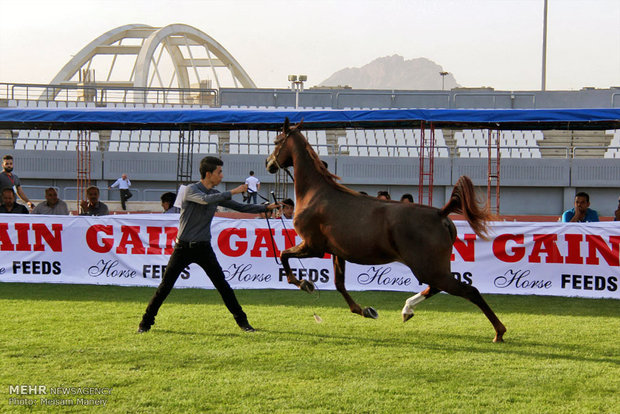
[178,182,267,242]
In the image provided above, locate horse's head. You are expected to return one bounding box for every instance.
[266,117,303,174]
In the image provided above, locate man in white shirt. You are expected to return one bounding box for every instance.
[244,171,260,204]
[109,173,132,210]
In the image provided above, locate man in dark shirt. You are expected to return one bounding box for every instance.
[0,155,33,210]
[0,187,29,214]
[138,156,279,333]
[79,186,109,216]
[160,191,180,214]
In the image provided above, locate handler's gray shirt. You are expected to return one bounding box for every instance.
[32,199,70,215]
[178,182,267,242]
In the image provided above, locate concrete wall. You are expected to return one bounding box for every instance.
[220,87,620,109]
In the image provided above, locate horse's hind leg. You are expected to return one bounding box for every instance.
[281,241,319,293]
[429,274,506,342]
[333,256,378,318]
[402,286,440,322]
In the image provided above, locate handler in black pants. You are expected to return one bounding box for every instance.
[138,156,279,333]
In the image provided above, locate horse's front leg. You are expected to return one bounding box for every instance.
[281,241,320,293]
[334,256,378,319]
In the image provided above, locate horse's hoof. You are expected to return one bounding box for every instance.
[299,280,315,293]
[402,312,414,323]
[493,335,505,343]
[362,307,378,319]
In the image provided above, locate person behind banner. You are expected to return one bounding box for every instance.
[377,190,391,200]
[281,198,294,219]
[0,187,29,214]
[138,156,279,334]
[160,191,180,214]
[244,170,260,204]
[79,186,109,216]
[615,196,620,221]
[561,192,599,223]
[400,193,414,203]
[1,154,34,210]
[32,187,69,215]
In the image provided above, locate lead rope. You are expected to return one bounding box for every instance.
[267,189,322,323]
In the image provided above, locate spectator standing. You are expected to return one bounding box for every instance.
[32,187,69,215]
[244,171,260,204]
[614,197,620,221]
[161,192,180,214]
[0,187,29,214]
[109,173,132,210]
[0,155,33,210]
[138,156,279,333]
[79,186,109,216]
[561,192,599,222]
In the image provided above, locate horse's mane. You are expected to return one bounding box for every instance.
[293,129,359,197]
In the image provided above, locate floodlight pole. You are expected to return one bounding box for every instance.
[439,71,449,91]
[541,0,548,91]
[289,75,307,109]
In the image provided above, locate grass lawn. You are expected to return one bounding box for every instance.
[0,283,618,413]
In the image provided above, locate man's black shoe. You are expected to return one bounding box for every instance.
[238,322,256,332]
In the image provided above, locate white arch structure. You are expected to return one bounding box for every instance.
[46,23,256,100]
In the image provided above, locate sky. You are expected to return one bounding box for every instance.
[0,0,618,91]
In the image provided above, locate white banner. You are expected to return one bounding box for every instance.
[0,214,618,299]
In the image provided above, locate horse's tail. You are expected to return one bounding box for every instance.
[439,176,493,240]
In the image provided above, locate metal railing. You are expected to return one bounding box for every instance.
[453,92,536,109]
[2,135,611,159]
[0,82,218,106]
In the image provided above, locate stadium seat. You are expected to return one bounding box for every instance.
[317,131,328,156]
[169,131,180,153]
[258,131,269,154]
[229,130,239,154]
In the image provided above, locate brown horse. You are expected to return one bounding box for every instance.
[266,119,506,342]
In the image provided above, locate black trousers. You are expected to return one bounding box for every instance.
[140,243,248,328]
[120,189,132,210]
[246,190,257,204]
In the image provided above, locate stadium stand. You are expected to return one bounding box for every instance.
[1,83,619,217]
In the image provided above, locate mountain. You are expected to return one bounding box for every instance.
[319,55,459,90]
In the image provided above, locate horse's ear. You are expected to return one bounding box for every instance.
[283,117,290,133]
[296,118,304,130]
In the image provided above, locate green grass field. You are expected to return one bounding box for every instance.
[0,283,618,413]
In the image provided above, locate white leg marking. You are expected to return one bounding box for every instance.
[402,292,426,315]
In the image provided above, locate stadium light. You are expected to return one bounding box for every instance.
[439,71,449,91]
[289,74,307,109]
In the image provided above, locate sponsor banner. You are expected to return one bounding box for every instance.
[0,214,618,299]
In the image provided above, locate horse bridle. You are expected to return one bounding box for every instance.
[272,131,295,182]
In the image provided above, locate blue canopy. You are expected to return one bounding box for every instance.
[0,107,619,130]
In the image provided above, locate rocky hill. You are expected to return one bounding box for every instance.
[319,55,459,90]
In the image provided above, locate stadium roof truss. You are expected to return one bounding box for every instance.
[46,24,256,100]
